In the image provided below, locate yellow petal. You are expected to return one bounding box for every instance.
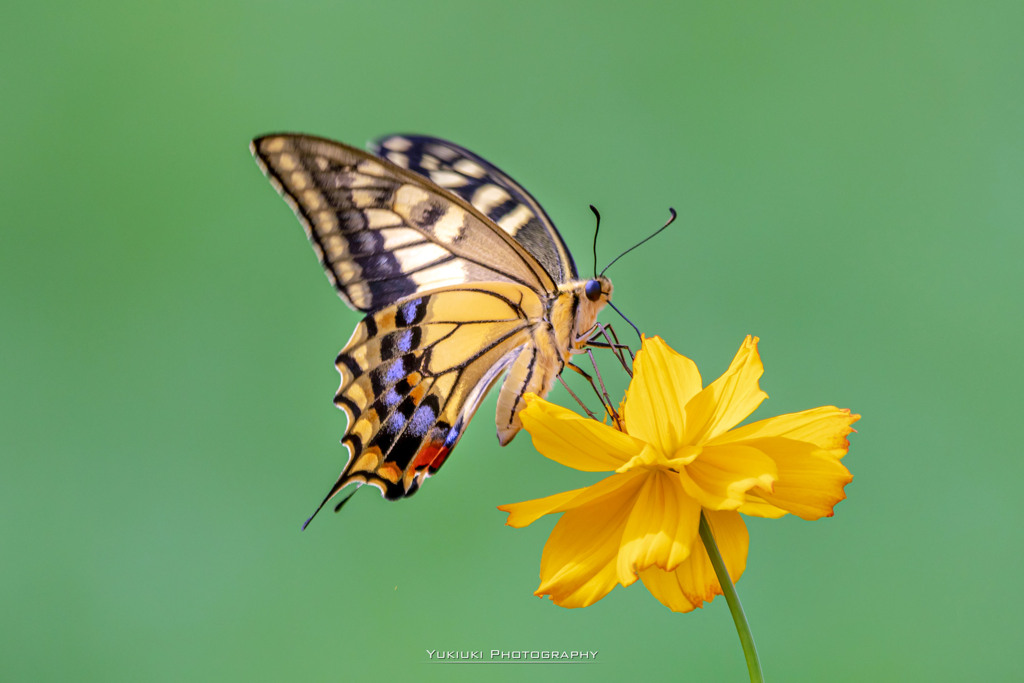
[736,490,788,518]
[707,405,860,460]
[675,471,724,511]
[636,565,701,612]
[535,473,648,608]
[639,510,749,613]
[675,466,727,511]
[520,394,647,471]
[682,336,768,444]
[616,471,701,583]
[499,471,640,528]
[499,487,589,528]
[743,437,853,520]
[622,336,703,456]
[684,443,778,510]
[615,443,667,473]
[703,509,750,584]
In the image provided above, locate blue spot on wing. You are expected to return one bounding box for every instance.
[396,297,426,326]
[443,421,461,449]
[386,359,407,385]
[401,300,418,322]
[398,329,414,354]
[409,403,436,436]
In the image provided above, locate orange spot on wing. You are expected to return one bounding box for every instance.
[412,441,451,473]
[378,461,403,484]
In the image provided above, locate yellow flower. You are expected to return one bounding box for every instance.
[499,336,858,613]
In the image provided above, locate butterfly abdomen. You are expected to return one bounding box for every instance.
[494,335,562,445]
[492,277,613,446]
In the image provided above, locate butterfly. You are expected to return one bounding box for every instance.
[251,133,613,519]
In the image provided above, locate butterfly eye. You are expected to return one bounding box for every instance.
[584,279,603,302]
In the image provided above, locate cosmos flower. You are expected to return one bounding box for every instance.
[499,336,858,612]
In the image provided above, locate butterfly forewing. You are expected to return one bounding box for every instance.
[252,134,555,312]
[372,134,577,283]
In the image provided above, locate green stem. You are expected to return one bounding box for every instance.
[699,511,764,683]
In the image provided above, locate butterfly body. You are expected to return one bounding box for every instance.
[251,133,611,509]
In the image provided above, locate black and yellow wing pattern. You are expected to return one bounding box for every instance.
[370,134,577,283]
[251,133,612,517]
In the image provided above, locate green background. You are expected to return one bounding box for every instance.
[4,1,1021,681]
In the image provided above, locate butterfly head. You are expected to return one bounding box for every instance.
[584,275,613,303]
[584,275,613,326]
[561,275,612,349]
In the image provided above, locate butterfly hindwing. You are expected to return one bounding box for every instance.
[372,134,578,283]
[325,283,548,501]
[252,134,555,312]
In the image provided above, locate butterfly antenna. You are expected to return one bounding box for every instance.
[608,301,643,343]
[600,208,677,277]
[589,204,601,278]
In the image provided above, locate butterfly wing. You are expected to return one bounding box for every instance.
[323,283,550,505]
[252,134,556,312]
[371,134,578,283]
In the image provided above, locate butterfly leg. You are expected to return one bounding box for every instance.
[583,348,618,412]
[586,322,634,375]
[598,322,634,367]
[564,361,623,429]
[556,373,601,422]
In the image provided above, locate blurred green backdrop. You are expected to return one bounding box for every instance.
[3,1,1022,681]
